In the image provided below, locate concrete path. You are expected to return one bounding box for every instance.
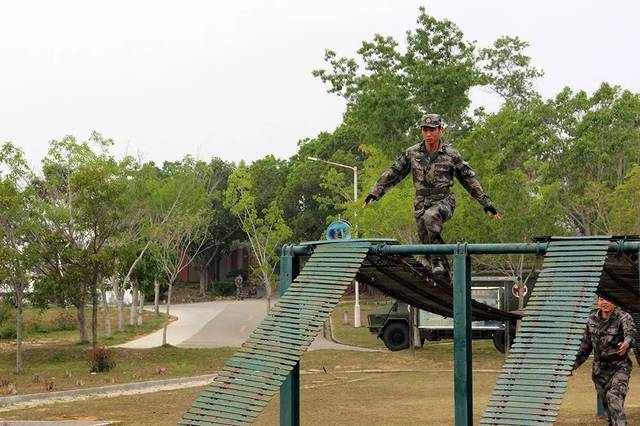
[118,300,376,352]
[115,301,232,348]
[0,375,216,413]
[0,422,113,425]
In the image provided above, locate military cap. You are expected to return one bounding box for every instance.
[420,113,443,128]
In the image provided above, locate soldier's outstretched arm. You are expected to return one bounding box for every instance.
[617,312,637,355]
[452,152,502,220]
[365,151,411,206]
[573,328,593,371]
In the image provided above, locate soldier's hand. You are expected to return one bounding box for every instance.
[617,341,630,356]
[362,194,377,208]
[484,205,503,220]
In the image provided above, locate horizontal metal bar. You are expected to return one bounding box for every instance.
[290,240,640,256]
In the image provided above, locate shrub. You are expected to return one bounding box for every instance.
[211,279,235,296]
[88,346,116,373]
[0,322,17,339]
[53,311,76,331]
[32,322,50,334]
[0,302,13,325]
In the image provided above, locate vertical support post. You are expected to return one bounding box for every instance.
[354,280,361,327]
[280,246,300,426]
[597,398,605,417]
[453,246,472,426]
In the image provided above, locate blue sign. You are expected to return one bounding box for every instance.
[326,220,352,240]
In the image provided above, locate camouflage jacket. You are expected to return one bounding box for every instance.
[368,141,491,213]
[574,307,637,370]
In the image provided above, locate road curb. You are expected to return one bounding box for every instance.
[0,374,217,406]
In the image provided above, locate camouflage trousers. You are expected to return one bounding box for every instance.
[415,193,455,269]
[592,360,631,426]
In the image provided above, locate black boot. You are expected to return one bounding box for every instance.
[430,256,447,276]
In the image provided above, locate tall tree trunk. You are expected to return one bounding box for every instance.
[137,289,144,325]
[264,276,271,313]
[91,281,99,349]
[129,281,138,326]
[75,300,89,343]
[154,279,160,316]
[162,282,173,346]
[101,282,111,339]
[116,279,125,332]
[199,269,206,297]
[15,282,23,374]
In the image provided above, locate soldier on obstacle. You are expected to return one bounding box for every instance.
[362,113,501,275]
[573,295,637,426]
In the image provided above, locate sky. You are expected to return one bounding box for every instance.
[1,1,639,169]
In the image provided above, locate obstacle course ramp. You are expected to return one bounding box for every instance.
[481,236,612,426]
[357,251,520,322]
[179,241,371,425]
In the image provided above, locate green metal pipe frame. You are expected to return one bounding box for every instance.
[279,246,300,426]
[291,240,640,256]
[279,240,640,426]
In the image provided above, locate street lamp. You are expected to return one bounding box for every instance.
[307,156,362,328]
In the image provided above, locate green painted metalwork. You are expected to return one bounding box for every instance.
[480,236,612,425]
[280,243,300,426]
[179,242,371,425]
[178,236,638,425]
[453,249,472,426]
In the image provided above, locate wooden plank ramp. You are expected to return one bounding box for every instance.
[178,241,371,425]
[480,236,611,425]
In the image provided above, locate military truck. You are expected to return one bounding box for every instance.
[368,278,529,352]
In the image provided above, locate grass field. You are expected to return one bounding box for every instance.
[0,304,167,347]
[3,299,639,424]
[0,345,236,395]
[330,300,389,350]
[3,352,640,425]
[0,304,220,394]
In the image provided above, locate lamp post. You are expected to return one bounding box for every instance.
[308,156,361,327]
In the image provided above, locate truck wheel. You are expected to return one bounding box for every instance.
[382,322,410,351]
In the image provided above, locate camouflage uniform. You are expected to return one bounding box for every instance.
[368,131,492,270]
[234,275,243,300]
[574,307,637,426]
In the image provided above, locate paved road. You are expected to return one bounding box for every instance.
[118,299,375,351]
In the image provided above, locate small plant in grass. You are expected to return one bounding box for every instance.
[88,345,116,373]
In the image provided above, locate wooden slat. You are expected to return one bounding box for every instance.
[181,242,371,424]
[481,236,610,425]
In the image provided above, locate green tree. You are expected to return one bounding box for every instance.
[313,6,480,156]
[150,157,213,346]
[478,36,545,109]
[607,165,640,234]
[542,84,640,235]
[32,133,134,347]
[193,157,242,297]
[225,161,292,311]
[0,143,39,372]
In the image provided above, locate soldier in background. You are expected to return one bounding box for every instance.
[573,295,637,426]
[234,274,243,300]
[362,113,501,275]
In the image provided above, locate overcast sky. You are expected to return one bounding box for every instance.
[1,1,639,169]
